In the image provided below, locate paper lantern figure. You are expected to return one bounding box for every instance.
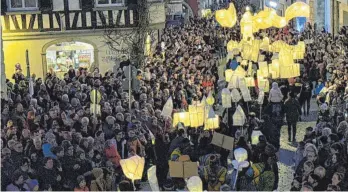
[145,33,151,56]
[201,96,207,106]
[231,88,242,103]
[257,90,265,105]
[204,115,219,130]
[173,112,191,127]
[206,91,215,105]
[215,3,237,28]
[147,166,159,191]
[239,78,252,102]
[269,59,280,79]
[228,75,240,89]
[279,48,294,66]
[120,155,145,183]
[201,9,212,18]
[280,65,295,79]
[258,79,269,92]
[189,104,205,128]
[221,88,232,108]
[227,40,240,52]
[293,63,300,77]
[241,11,254,41]
[260,37,270,51]
[251,40,261,62]
[161,96,173,117]
[245,77,255,87]
[242,44,253,60]
[234,148,248,162]
[285,2,310,22]
[251,130,263,145]
[233,105,246,126]
[259,62,269,77]
[241,60,248,66]
[187,176,203,192]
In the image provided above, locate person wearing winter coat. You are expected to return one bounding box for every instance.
[6,170,30,191]
[268,82,284,103]
[104,140,121,167]
[38,157,61,190]
[200,155,227,191]
[284,91,302,143]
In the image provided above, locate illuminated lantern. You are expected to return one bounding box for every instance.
[258,90,265,105]
[279,48,294,66]
[221,88,232,108]
[245,77,255,87]
[215,3,237,28]
[227,40,240,52]
[120,155,145,183]
[161,96,173,117]
[269,59,280,78]
[251,39,261,62]
[241,11,254,41]
[241,60,248,66]
[173,112,191,127]
[251,130,263,145]
[189,104,205,128]
[232,105,246,126]
[293,63,300,77]
[147,166,160,191]
[145,33,151,56]
[187,176,203,192]
[204,107,219,130]
[231,88,242,103]
[201,96,207,106]
[259,62,269,77]
[206,91,215,105]
[234,148,248,162]
[285,2,310,22]
[260,37,270,51]
[228,76,240,89]
[239,78,252,102]
[242,44,253,60]
[258,78,269,92]
[280,65,294,79]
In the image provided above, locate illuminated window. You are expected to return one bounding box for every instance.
[8,0,38,10]
[96,0,124,7]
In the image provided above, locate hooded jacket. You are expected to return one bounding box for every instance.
[268,82,284,103]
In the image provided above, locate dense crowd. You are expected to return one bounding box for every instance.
[1,2,348,191]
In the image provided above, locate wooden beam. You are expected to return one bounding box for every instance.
[81,11,87,28]
[54,13,61,29]
[38,14,43,29]
[21,14,27,29]
[124,10,130,26]
[28,14,36,29]
[97,11,107,27]
[10,15,20,30]
[49,13,54,29]
[91,11,97,28]
[72,12,79,29]
[108,10,113,26]
[3,15,10,30]
[115,10,122,26]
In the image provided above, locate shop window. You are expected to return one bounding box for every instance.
[96,0,124,7]
[46,41,95,78]
[7,0,38,11]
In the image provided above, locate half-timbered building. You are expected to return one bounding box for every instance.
[1,0,165,79]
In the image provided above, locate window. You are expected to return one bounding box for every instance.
[96,0,124,7]
[8,0,38,10]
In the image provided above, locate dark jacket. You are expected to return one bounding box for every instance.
[284,98,301,123]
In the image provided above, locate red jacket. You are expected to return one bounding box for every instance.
[105,145,121,167]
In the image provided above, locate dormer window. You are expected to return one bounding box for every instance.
[96,0,125,7]
[7,0,38,11]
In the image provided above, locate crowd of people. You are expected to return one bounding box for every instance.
[1,0,348,191]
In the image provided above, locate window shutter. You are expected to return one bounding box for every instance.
[1,0,7,14]
[81,0,94,10]
[39,0,53,12]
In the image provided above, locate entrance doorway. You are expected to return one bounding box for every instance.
[45,41,95,78]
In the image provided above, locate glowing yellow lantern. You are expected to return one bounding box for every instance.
[221,88,232,108]
[279,48,294,66]
[145,33,151,56]
[260,37,270,51]
[147,166,160,191]
[259,62,269,77]
[245,77,255,87]
[241,11,254,41]
[204,115,219,130]
[215,3,237,28]
[227,40,240,52]
[206,91,215,105]
[285,2,310,22]
[187,176,203,192]
[293,64,300,77]
[258,78,269,92]
[233,105,246,126]
[188,104,205,128]
[251,39,261,62]
[242,44,253,60]
[280,65,294,79]
[173,112,191,127]
[120,155,145,182]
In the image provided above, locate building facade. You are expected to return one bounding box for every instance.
[1,0,165,80]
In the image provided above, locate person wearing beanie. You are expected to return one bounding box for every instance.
[74,175,89,192]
